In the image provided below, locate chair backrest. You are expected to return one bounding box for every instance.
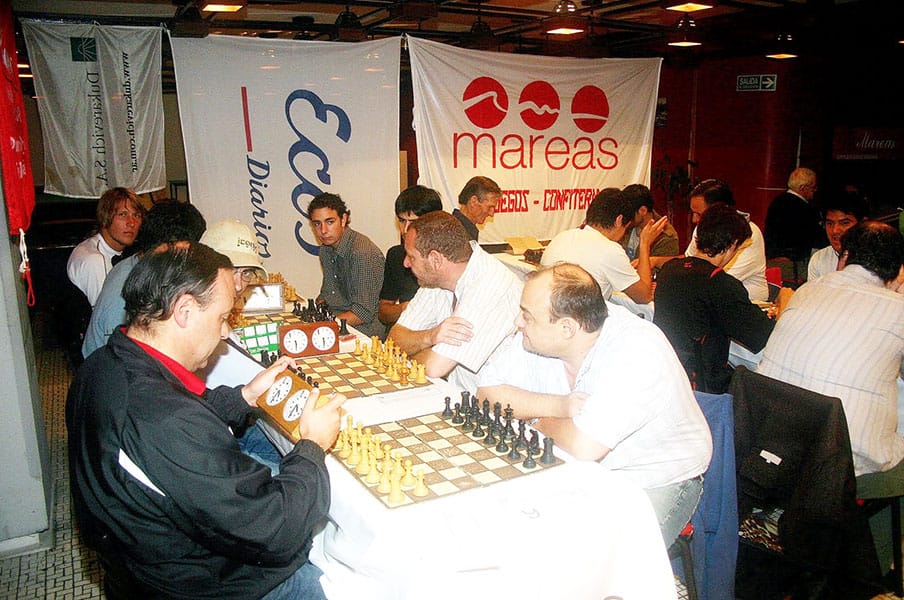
[690,391,738,600]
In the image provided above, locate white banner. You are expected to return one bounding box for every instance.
[22,21,165,198]
[408,37,661,243]
[171,35,400,298]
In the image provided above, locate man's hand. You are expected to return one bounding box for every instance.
[297,388,347,452]
[639,215,668,249]
[430,316,474,347]
[241,356,295,406]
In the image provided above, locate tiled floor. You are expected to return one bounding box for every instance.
[1,315,901,600]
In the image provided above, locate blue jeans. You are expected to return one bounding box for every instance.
[645,475,704,547]
[238,423,283,475]
[261,561,326,600]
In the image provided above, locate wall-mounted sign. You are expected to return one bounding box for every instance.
[833,127,903,161]
[736,74,777,92]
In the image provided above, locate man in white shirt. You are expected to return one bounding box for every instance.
[477,263,712,546]
[67,187,145,306]
[541,188,665,304]
[685,179,769,302]
[807,190,868,281]
[388,211,522,392]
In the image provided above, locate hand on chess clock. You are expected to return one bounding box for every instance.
[296,387,348,452]
[241,356,296,407]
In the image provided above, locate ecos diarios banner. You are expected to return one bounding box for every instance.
[408,37,661,243]
[171,35,401,298]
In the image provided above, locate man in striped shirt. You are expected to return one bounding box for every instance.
[388,210,523,393]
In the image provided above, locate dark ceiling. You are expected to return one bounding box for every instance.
[11,0,904,93]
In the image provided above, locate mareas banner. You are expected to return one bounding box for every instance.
[22,20,165,198]
[171,35,401,298]
[408,37,661,243]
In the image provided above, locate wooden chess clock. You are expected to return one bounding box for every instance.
[278,321,340,358]
[257,369,314,442]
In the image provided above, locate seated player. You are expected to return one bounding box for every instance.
[685,179,769,302]
[82,199,207,358]
[621,183,679,263]
[67,187,146,307]
[807,189,868,281]
[388,210,522,392]
[453,175,502,241]
[541,187,666,304]
[67,241,346,598]
[654,204,777,393]
[477,263,712,546]
[308,193,386,338]
[378,185,443,327]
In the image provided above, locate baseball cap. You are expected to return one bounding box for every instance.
[200,220,268,278]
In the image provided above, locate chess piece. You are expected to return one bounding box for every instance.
[416,364,427,384]
[514,420,528,451]
[540,438,556,465]
[339,318,350,336]
[347,436,361,467]
[353,338,361,356]
[338,430,351,459]
[388,472,405,505]
[471,419,485,439]
[506,442,520,461]
[495,436,509,454]
[460,391,470,409]
[412,470,429,497]
[462,409,474,431]
[529,431,541,456]
[355,443,370,475]
[401,459,416,488]
[484,426,497,446]
[365,455,381,484]
[378,465,392,494]
[442,397,453,418]
[452,402,464,425]
[522,452,537,469]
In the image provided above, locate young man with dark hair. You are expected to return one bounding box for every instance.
[388,210,522,392]
[541,187,666,304]
[654,204,776,393]
[378,185,443,326]
[67,241,345,599]
[67,187,146,306]
[685,178,769,302]
[308,192,385,338]
[621,183,679,261]
[454,175,501,241]
[807,190,869,280]
[477,263,712,547]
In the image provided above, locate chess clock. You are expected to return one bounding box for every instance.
[278,321,340,358]
[257,370,313,442]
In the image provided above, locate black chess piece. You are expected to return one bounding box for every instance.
[529,431,541,456]
[442,396,453,418]
[462,409,474,431]
[506,442,520,461]
[306,375,314,385]
[293,300,302,316]
[307,298,316,312]
[514,420,528,451]
[540,438,555,465]
[452,402,464,424]
[472,419,485,438]
[484,426,497,446]
[522,452,537,469]
[460,391,470,411]
[495,436,509,454]
[503,406,516,440]
[339,318,350,336]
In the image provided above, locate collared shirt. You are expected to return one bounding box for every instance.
[807,245,839,281]
[757,265,904,476]
[452,208,479,242]
[129,333,207,395]
[396,242,522,391]
[67,232,123,306]
[82,254,140,358]
[479,305,712,489]
[317,227,385,338]
[541,225,639,299]
[686,213,769,302]
[379,243,419,303]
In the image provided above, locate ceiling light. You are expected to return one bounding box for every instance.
[546,2,584,36]
[667,15,701,47]
[661,1,716,13]
[766,32,797,59]
[199,0,245,13]
[553,0,578,13]
[335,7,366,42]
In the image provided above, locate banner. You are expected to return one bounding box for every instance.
[1,2,34,233]
[408,37,661,243]
[22,21,165,198]
[171,35,400,298]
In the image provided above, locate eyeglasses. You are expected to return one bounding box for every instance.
[237,268,260,283]
[114,210,143,221]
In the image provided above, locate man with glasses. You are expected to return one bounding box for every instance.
[378,185,443,327]
[67,187,146,307]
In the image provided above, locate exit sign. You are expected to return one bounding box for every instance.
[736,74,777,92]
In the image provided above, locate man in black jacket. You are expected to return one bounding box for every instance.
[67,242,345,599]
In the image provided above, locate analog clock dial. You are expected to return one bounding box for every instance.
[283,389,310,421]
[283,329,309,354]
[265,375,293,406]
[312,325,337,351]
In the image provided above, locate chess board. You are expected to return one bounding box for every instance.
[295,353,430,399]
[333,411,563,508]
